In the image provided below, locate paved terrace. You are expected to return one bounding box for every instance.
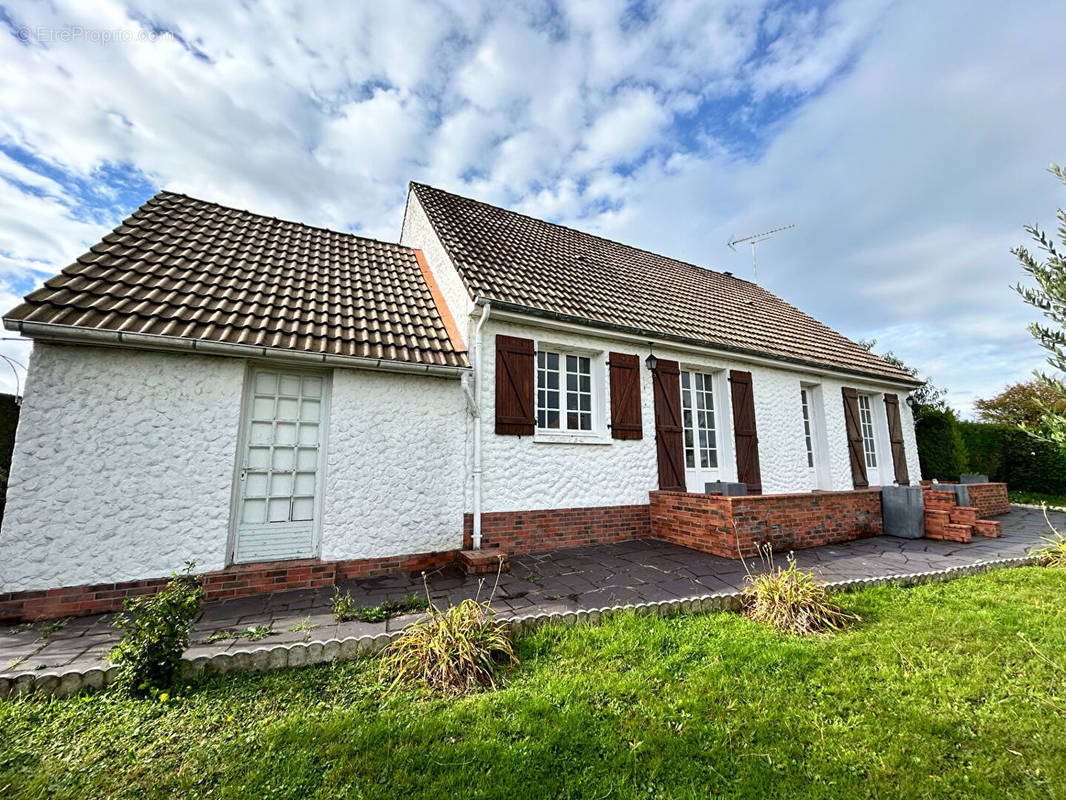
[1,506,1057,682]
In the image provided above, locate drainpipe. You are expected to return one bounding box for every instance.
[471,300,491,550]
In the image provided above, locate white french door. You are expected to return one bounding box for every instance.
[233,368,327,563]
[801,384,832,490]
[680,369,723,492]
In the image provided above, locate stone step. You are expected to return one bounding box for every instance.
[458,548,510,576]
[972,520,1002,538]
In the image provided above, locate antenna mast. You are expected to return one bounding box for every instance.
[727,224,796,283]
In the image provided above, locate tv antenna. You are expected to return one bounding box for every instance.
[727,224,796,283]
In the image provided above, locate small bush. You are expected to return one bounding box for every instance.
[109,563,203,693]
[379,598,516,695]
[743,551,859,635]
[332,586,360,621]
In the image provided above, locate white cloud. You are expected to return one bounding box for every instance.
[577,88,672,168]
[0,0,1061,414]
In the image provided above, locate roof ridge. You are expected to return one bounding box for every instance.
[154,191,415,254]
[409,182,752,286]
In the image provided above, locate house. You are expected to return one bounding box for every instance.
[0,184,921,622]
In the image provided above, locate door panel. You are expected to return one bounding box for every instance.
[234,369,325,563]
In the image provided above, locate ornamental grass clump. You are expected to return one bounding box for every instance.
[109,562,203,694]
[1036,506,1066,568]
[378,571,516,695]
[742,548,859,635]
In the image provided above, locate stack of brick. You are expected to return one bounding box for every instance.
[922,487,1001,542]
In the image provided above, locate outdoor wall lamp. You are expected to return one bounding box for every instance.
[906,395,916,408]
[645,352,658,372]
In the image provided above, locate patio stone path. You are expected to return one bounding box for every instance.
[1,505,1057,681]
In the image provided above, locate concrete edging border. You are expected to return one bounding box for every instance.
[0,553,1043,699]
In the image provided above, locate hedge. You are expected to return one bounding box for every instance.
[914,407,968,482]
[912,407,1066,493]
[957,421,1066,495]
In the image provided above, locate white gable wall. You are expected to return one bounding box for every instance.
[478,316,920,512]
[400,191,475,341]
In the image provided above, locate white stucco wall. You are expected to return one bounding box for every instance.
[400,190,475,343]
[0,343,469,593]
[0,343,245,592]
[477,317,923,512]
[319,369,467,560]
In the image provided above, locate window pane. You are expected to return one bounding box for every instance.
[681,371,717,473]
[546,352,558,370]
[801,389,815,469]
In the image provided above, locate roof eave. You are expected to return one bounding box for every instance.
[4,319,471,378]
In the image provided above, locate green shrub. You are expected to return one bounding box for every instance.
[109,563,203,694]
[914,406,968,481]
[378,597,517,694]
[743,551,859,635]
[959,421,1066,494]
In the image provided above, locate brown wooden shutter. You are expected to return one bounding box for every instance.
[841,387,869,488]
[883,393,910,485]
[495,335,534,435]
[608,352,642,440]
[651,359,685,490]
[729,370,762,495]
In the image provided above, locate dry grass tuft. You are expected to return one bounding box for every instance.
[1036,505,1066,568]
[378,567,516,695]
[742,548,860,635]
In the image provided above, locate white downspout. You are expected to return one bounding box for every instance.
[471,300,491,550]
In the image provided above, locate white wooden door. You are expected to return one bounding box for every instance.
[233,369,325,563]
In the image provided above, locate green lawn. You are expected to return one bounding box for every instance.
[1009,489,1066,509]
[2,568,1066,799]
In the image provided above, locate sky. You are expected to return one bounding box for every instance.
[0,0,1063,414]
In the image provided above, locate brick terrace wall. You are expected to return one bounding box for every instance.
[463,504,651,555]
[649,492,735,557]
[0,550,459,624]
[965,483,1010,518]
[650,488,884,559]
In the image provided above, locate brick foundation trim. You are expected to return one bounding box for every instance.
[650,488,884,559]
[463,504,652,555]
[0,550,460,624]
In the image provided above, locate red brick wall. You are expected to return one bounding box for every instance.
[463,505,651,555]
[0,550,459,624]
[966,483,1010,517]
[650,489,884,559]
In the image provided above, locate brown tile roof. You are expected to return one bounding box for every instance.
[412,182,916,384]
[5,192,469,369]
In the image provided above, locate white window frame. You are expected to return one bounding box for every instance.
[800,387,816,470]
[681,369,721,472]
[800,382,832,490]
[533,342,608,444]
[678,364,735,490]
[857,393,878,470]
